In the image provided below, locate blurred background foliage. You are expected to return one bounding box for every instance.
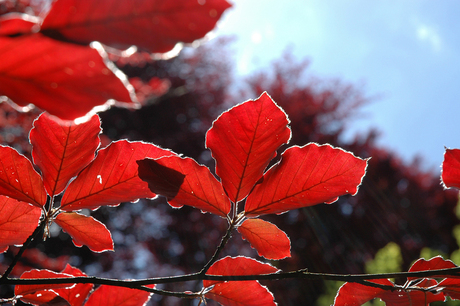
[1,1,460,305]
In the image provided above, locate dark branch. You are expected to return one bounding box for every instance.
[3,266,460,287]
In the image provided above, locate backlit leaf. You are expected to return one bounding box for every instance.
[0,145,47,207]
[335,278,445,306]
[61,140,174,211]
[84,285,153,306]
[245,143,368,217]
[204,256,279,288]
[206,92,291,203]
[204,256,279,306]
[0,196,42,253]
[30,113,101,196]
[205,281,276,306]
[442,148,460,189]
[16,269,73,296]
[17,266,89,306]
[0,18,136,120]
[407,256,456,281]
[237,218,290,260]
[41,0,232,53]
[55,212,113,252]
[334,279,393,306]
[54,265,93,306]
[379,282,445,305]
[0,14,39,36]
[137,156,231,216]
[439,278,460,300]
[20,291,68,306]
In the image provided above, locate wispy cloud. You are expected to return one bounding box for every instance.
[416,24,442,52]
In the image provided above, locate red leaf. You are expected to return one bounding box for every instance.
[408,256,457,280]
[0,19,136,120]
[0,14,39,36]
[206,92,291,203]
[245,143,368,217]
[237,218,290,260]
[20,291,68,306]
[0,145,47,207]
[61,140,174,211]
[0,196,42,253]
[204,256,279,288]
[15,269,73,296]
[84,285,153,306]
[137,156,231,216]
[54,265,93,306]
[441,148,460,189]
[379,286,445,305]
[30,113,101,196]
[205,281,276,306]
[17,266,90,306]
[333,279,394,306]
[204,256,278,306]
[55,212,113,252]
[439,278,460,300]
[41,0,232,53]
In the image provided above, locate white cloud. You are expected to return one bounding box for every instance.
[251,31,262,44]
[416,24,442,52]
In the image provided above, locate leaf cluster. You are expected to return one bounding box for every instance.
[1,1,460,306]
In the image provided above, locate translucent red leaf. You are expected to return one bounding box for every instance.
[15,269,73,296]
[84,285,153,306]
[0,14,39,36]
[204,256,279,288]
[204,256,279,306]
[439,278,460,300]
[55,212,113,253]
[41,0,232,53]
[408,256,457,281]
[0,146,47,207]
[379,285,445,305]
[0,196,42,253]
[17,266,88,306]
[30,113,101,196]
[333,279,394,306]
[237,218,291,260]
[441,148,460,189]
[61,140,174,211]
[137,156,231,216]
[206,92,291,203]
[20,291,68,306]
[205,281,276,306]
[54,265,93,306]
[0,19,136,120]
[245,143,368,217]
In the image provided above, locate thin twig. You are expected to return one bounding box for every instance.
[3,266,460,287]
[199,220,235,274]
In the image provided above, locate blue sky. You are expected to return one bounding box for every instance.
[213,0,460,171]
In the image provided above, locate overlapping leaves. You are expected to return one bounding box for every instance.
[0,0,231,120]
[16,264,153,306]
[138,92,368,305]
[0,112,173,253]
[139,92,368,259]
[334,256,460,306]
